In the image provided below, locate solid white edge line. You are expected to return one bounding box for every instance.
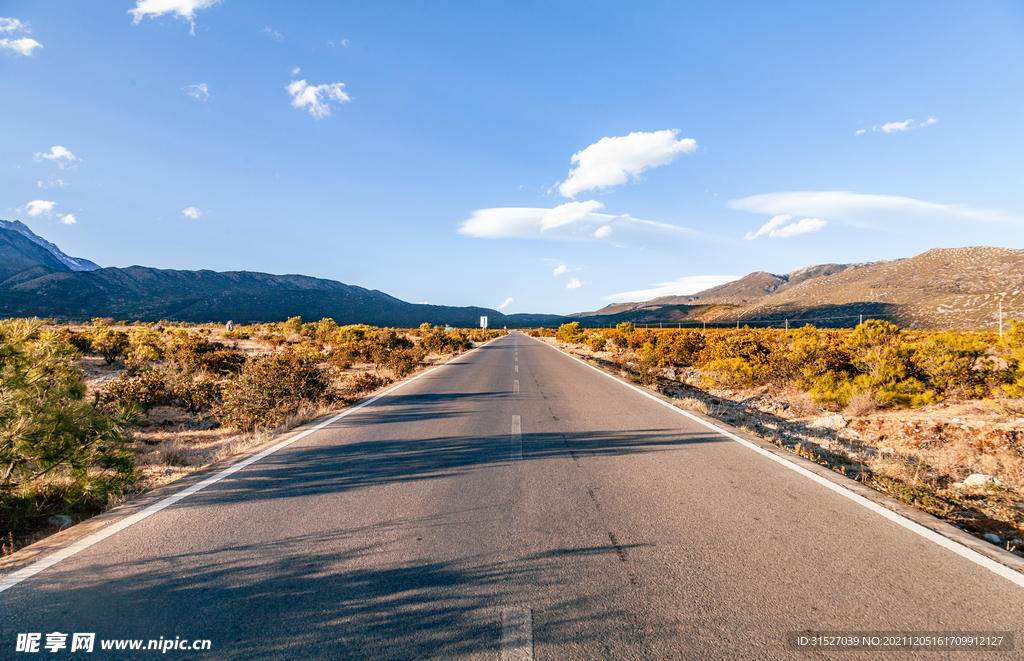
[0,346,484,594]
[531,336,1024,590]
[500,607,533,661]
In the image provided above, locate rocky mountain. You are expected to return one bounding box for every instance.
[0,220,100,273]
[0,221,567,327]
[571,248,1024,330]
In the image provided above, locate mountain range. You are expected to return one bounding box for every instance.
[2,219,1022,330]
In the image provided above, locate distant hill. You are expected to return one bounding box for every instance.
[571,248,1024,330]
[0,220,567,327]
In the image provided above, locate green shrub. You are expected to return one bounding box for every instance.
[915,333,991,397]
[105,370,166,409]
[556,322,586,344]
[89,326,130,364]
[165,334,246,375]
[697,329,780,386]
[171,377,220,413]
[587,335,607,352]
[219,351,331,431]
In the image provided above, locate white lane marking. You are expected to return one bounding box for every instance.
[501,607,533,661]
[0,348,482,595]
[514,380,520,394]
[532,337,1024,590]
[511,415,522,461]
[514,365,518,373]
[515,356,518,362]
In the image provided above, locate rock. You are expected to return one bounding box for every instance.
[164,468,174,474]
[963,473,995,487]
[983,533,1001,544]
[47,514,72,529]
[809,413,847,430]
[226,320,234,331]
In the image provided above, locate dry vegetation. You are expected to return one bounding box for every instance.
[1,317,505,556]
[541,320,1024,559]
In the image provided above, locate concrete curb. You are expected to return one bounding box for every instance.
[538,337,1024,578]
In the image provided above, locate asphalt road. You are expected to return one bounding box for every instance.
[3,332,1023,659]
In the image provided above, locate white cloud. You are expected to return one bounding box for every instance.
[497,297,514,309]
[744,214,792,240]
[553,264,568,276]
[877,117,937,133]
[342,39,350,47]
[34,145,77,168]
[744,214,828,239]
[129,0,221,35]
[182,207,202,219]
[291,67,300,75]
[730,191,1022,230]
[557,129,698,198]
[459,206,711,251]
[37,179,67,189]
[21,200,55,217]
[767,217,827,238]
[1,37,42,56]
[603,275,739,302]
[59,213,76,225]
[541,200,604,231]
[855,129,866,136]
[566,278,582,289]
[286,79,350,119]
[261,27,282,41]
[0,18,29,34]
[183,83,208,101]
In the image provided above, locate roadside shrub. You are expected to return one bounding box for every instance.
[844,320,933,407]
[915,333,991,397]
[171,376,221,413]
[587,335,608,352]
[105,370,167,410]
[421,328,471,354]
[697,329,779,386]
[556,322,586,344]
[219,351,331,431]
[53,328,91,353]
[348,372,391,395]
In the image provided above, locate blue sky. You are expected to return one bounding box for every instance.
[3,1,1023,315]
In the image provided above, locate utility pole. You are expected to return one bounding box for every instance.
[859,314,863,325]
[1000,300,1004,337]
[785,319,789,331]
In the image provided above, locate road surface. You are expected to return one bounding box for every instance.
[2,332,1023,659]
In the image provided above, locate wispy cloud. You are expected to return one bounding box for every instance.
[37,179,67,189]
[291,67,300,75]
[566,278,583,289]
[855,129,866,136]
[557,129,698,198]
[744,214,827,239]
[0,16,41,56]
[459,207,712,251]
[553,265,568,276]
[183,83,208,101]
[497,297,514,309]
[541,200,604,231]
[286,79,350,119]
[731,190,1022,230]
[182,207,201,219]
[0,17,28,33]
[34,145,78,168]
[876,117,938,133]
[59,213,76,225]
[603,274,739,302]
[129,0,221,36]
[260,27,282,41]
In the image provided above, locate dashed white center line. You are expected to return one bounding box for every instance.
[511,415,522,461]
[501,607,533,661]
[513,380,519,393]
[514,365,518,372]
